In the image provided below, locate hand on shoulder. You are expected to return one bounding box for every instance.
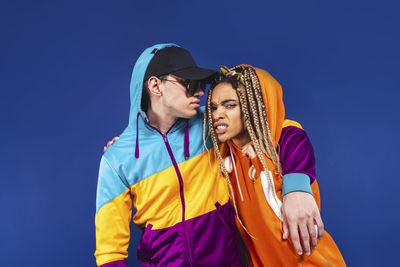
[103,137,119,152]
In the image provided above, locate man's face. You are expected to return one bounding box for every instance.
[159,74,204,119]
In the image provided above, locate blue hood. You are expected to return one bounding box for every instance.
[128,43,179,126]
[97,43,213,213]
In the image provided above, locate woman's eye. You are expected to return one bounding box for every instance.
[225,104,237,108]
[210,106,217,111]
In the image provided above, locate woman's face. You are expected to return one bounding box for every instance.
[210,83,250,147]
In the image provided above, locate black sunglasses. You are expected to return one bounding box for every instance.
[159,78,206,96]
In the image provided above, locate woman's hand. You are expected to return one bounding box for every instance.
[241,142,256,159]
[103,137,119,152]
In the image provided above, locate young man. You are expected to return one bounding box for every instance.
[95,44,323,266]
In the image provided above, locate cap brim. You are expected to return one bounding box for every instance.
[171,67,218,82]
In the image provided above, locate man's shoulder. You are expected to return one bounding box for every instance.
[102,127,136,165]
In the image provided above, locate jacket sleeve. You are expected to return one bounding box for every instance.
[279,126,316,196]
[94,156,132,267]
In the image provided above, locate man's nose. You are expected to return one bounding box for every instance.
[193,88,204,97]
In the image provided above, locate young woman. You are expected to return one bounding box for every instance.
[205,64,346,266]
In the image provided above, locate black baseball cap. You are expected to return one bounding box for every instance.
[144,46,217,82]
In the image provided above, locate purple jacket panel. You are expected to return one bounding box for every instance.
[279,126,316,183]
[137,201,244,267]
[99,260,127,267]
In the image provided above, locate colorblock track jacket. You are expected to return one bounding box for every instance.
[94,44,244,267]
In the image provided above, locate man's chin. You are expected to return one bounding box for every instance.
[182,110,197,119]
[183,108,198,118]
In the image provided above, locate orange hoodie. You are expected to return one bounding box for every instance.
[223,65,346,266]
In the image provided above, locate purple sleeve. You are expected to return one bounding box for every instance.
[278,126,316,183]
[100,260,127,267]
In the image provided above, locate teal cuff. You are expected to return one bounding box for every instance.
[282,173,313,196]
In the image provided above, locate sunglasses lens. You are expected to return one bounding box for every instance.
[187,81,204,95]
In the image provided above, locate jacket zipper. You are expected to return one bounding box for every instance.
[161,133,194,266]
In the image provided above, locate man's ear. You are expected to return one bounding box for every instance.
[147,76,163,96]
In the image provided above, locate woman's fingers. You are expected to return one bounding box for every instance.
[241,142,256,159]
[104,137,120,152]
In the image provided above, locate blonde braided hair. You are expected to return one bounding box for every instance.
[204,65,283,238]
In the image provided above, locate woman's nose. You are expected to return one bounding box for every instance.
[212,107,224,120]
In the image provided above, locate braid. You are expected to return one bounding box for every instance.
[235,86,275,188]
[204,65,286,237]
[203,97,214,169]
[228,67,284,209]
[247,68,283,177]
[248,68,270,155]
[234,67,282,210]
[205,81,254,238]
[235,87,265,168]
[240,67,267,155]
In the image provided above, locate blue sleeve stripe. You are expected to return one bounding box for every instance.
[282,173,312,196]
[96,156,129,213]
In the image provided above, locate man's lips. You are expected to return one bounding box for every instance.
[190,99,200,108]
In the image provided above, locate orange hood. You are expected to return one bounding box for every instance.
[239,64,285,146]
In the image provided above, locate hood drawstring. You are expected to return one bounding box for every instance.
[135,111,140,158]
[228,143,244,201]
[184,121,190,158]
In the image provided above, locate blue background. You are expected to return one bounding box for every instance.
[1,0,399,266]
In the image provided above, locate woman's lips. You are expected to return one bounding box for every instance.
[214,124,228,134]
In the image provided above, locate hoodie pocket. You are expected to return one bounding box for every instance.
[137,224,154,263]
[214,201,236,236]
[188,201,244,266]
[137,223,185,266]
